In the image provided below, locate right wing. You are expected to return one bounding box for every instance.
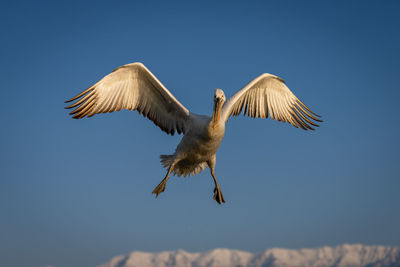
[221,73,322,130]
[65,62,191,135]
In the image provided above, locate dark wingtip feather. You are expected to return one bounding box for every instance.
[65,86,94,103]
[65,96,77,103]
[296,99,322,118]
[312,115,323,122]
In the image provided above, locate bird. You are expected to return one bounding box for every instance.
[65,62,322,204]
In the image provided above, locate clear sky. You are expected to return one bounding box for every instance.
[1,1,399,267]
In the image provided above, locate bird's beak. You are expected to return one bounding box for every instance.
[212,97,223,129]
[213,97,221,111]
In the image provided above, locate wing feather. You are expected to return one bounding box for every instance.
[221,73,322,130]
[65,62,190,135]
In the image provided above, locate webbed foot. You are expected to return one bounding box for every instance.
[213,186,226,204]
[152,180,167,198]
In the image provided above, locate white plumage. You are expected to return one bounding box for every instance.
[65,62,321,204]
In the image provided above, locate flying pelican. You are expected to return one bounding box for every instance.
[65,62,321,204]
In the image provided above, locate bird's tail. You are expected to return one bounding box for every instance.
[160,154,174,169]
[159,154,207,177]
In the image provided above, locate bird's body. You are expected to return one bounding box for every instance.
[183,120,225,162]
[65,62,321,204]
[168,114,225,176]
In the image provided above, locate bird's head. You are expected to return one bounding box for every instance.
[214,88,226,104]
[212,88,226,129]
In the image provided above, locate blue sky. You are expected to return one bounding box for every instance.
[1,1,399,267]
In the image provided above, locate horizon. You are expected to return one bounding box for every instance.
[117,242,399,252]
[99,244,400,267]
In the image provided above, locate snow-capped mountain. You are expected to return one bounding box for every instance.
[99,244,400,267]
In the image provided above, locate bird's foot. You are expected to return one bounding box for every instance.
[213,186,226,204]
[152,181,167,198]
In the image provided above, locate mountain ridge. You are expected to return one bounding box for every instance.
[99,244,400,267]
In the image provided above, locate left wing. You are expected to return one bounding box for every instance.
[220,73,322,130]
[65,62,191,135]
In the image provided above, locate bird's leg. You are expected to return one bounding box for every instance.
[210,168,225,204]
[152,162,175,198]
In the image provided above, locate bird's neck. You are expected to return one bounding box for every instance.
[211,102,223,129]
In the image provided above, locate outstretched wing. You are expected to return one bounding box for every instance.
[220,73,322,130]
[65,62,190,135]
